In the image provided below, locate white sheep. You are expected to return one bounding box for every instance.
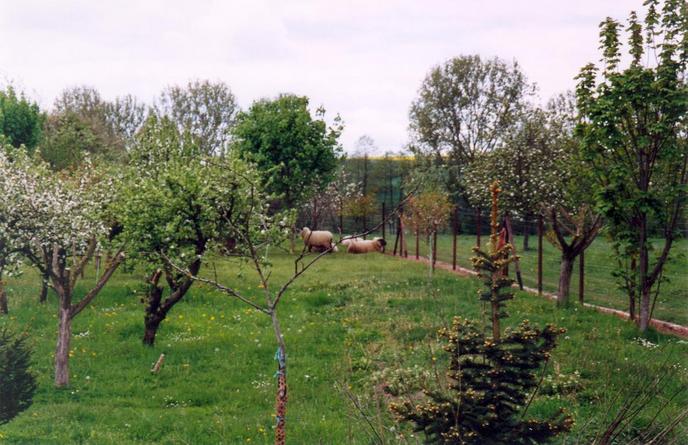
[300,227,336,253]
[346,237,387,254]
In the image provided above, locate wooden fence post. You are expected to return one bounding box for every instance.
[415,228,420,260]
[579,249,585,304]
[537,215,543,296]
[452,206,458,270]
[432,231,438,269]
[401,216,408,258]
[381,202,386,240]
[393,217,401,256]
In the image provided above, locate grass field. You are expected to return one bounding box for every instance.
[1,252,687,444]
[390,233,688,326]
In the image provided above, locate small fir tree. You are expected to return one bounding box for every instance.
[390,181,573,444]
[0,328,37,424]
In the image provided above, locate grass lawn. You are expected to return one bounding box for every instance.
[1,252,687,444]
[394,233,688,326]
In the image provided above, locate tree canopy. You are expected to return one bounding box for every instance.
[233,94,343,210]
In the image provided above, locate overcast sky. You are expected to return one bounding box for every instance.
[0,0,647,154]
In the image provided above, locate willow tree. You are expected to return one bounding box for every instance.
[576,0,688,331]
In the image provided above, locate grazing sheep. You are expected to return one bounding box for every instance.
[300,227,336,253]
[346,237,387,254]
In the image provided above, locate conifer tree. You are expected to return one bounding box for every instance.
[390,182,573,444]
[0,328,36,424]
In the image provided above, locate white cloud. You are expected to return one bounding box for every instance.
[0,0,647,154]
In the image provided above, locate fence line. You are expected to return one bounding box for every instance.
[299,204,687,328]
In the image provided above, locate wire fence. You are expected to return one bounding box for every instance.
[299,205,688,327]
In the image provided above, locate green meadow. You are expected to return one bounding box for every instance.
[1,252,687,444]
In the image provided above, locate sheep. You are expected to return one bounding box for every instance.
[300,227,336,253]
[346,237,387,254]
[341,236,362,247]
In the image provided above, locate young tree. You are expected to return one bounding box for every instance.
[2,149,124,387]
[403,191,452,273]
[390,182,572,444]
[409,55,534,200]
[0,87,44,151]
[117,114,268,345]
[302,167,361,231]
[233,94,343,212]
[168,191,411,445]
[157,79,238,156]
[576,1,688,331]
[465,92,602,304]
[464,106,563,250]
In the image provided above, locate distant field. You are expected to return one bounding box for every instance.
[1,252,686,443]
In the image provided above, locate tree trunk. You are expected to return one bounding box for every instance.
[505,215,523,289]
[639,217,650,332]
[629,257,637,321]
[143,279,165,346]
[557,255,575,307]
[39,268,50,303]
[523,218,530,251]
[143,317,163,346]
[0,281,8,315]
[55,306,72,387]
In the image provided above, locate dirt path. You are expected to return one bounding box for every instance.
[390,253,688,339]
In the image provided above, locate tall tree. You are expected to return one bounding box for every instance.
[575,0,688,331]
[409,55,534,201]
[233,94,343,211]
[157,80,238,156]
[49,86,143,166]
[0,87,44,151]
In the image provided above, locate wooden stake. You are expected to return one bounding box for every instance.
[452,207,458,270]
[151,353,165,374]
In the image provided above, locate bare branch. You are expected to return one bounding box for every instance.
[162,253,270,314]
